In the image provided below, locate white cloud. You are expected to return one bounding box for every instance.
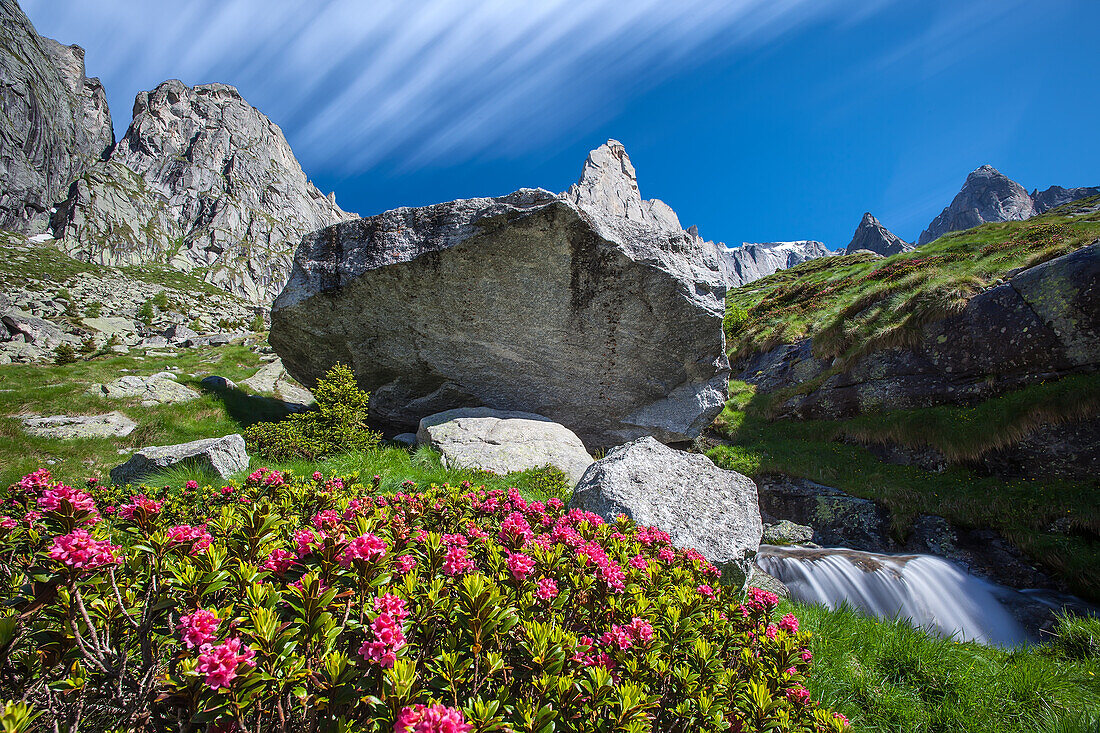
[22,0,890,174]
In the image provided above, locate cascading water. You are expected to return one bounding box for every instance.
[756,544,1029,646]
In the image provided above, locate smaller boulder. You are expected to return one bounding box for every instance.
[241,358,314,407]
[2,311,63,346]
[22,412,138,439]
[110,434,248,485]
[417,407,594,486]
[163,323,198,342]
[570,437,762,584]
[87,373,200,406]
[200,375,237,391]
[393,433,418,448]
[762,519,814,546]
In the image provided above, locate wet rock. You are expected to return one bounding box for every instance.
[571,437,762,584]
[762,519,814,546]
[417,407,594,486]
[110,433,248,484]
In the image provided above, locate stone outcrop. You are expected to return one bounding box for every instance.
[0,0,113,231]
[416,407,594,486]
[843,213,911,256]
[1032,185,1100,214]
[240,357,314,407]
[570,437,762,584]
[738,242,1100,419]
[714,240,831,288]
[51,79,354,303]
[271,140,729,447]
[110,433,248,484]
[21,411,137,439]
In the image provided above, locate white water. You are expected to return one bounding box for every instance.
[756,545,1029,646]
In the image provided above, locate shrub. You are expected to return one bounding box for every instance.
[246,363,381,460]
[84,301,103,318]
[152,290,169,311]
[0,468,847,732]
[250,311,266,332]
[53,342,77,365]
[78,336,97,356]
[137,298,155,326]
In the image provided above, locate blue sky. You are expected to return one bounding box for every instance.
[24,0,1100,249]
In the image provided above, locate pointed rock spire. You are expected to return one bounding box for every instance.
[845,212,911,256]
[917,165,1035,245]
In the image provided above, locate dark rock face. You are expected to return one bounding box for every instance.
[1032,185,1100,214]
[0,0,113,231]
[918,165,1036,245]
[714,240,831,288]
[740,242,1100,419]
[51,79,353,303]
[843,212,911,256]
[975,416,1100,482]
[271,141,729,447]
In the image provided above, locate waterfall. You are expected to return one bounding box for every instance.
[756,544,1030,646]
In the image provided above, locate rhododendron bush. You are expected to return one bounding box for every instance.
[0,468,847,732]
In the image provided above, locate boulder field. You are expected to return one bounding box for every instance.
[271,140,730,448]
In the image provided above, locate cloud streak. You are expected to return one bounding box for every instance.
[24,0,888,175]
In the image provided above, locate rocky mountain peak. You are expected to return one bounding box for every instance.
[845,212,911,256]
[52,78,354,304]
[566,139,682,234]
[0,0,113,231]
[917,164,1036,245]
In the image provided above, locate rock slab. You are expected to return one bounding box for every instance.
[88,373,200,406]
[22,412,137,439]
[417,407,594,486]
[271,140,728,447]
[570,437,762,583]
[110,434,248,485]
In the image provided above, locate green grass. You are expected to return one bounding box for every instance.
[726,214,1100,364]
[0,344,288,486]
[707,381,1100,600]
[792,601,1100,732]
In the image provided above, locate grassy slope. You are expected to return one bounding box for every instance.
[707,381,1100,600]
[0,344,289,486]
[725,210,1100,365]
[795,601,1100,732]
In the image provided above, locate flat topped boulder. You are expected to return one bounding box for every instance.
[270,140,729,448]
[87,373,199,406]
[22,411,137,439]
[417,407,594,486]
[110,433,248,485]
[570,437,763,585]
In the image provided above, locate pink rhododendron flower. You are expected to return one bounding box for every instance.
[263,548,296,574]
[359,611,406,668]
[498,511,533,547]
[185,480,199,490]
[746,587,780,613]
[118,494,163,521]
[165,524,213,555]
[38,484,98,519]
[195,638,256,689]
[0,516,16,529]
[221,485,235,495]
[833,712,849,726]
[779,613,799,634]
[340,532,387,566]
[800,649,813,662]
[177,609,220,649]
[697,584,716,599]
[48,529,120,572]
[629,554,649,570]
[374,593,409,621]
[627,617,653,643]
[443,546,475,576]
[442,533,468,547]
[657,547,675,563]
[786,685,810,705]
[535,578,558,601]
[765,624,778,640]
[395,555,417,573]
[393,703,472,733]
[18,468,54,494]
[312,471,323,481]
[311,510,340,530]
[506,552,535,581]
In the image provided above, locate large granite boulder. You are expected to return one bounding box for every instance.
[843,213,912,256]
[0,0,113,232]
[51,79,354,303]
[241,358,314,407]
[570,437,762,583]
[918,165,1036,245]
[271,140,728,447]
[110,434,248,485]
[417,407,594,485]
[740,241,1100,419]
